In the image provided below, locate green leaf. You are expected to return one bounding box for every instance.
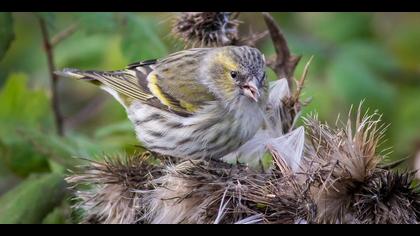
[0,173,67,224]
[76,12,118,34]
[0,73,52,131]
[0,159,20,195]
[120,14,167,62]
[0,13,15,61]
[20,127,136,165]
[11,128,81,172]
[42,206,70,224]
[0,73,53,176]
[1,139,50,177]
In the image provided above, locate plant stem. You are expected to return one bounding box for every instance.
[262,12,301,90]
[51,23,78,46]
[38,17,64,136]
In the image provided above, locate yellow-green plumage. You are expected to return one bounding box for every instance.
[57,46,268,160]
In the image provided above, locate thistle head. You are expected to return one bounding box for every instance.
[172,12,240,48]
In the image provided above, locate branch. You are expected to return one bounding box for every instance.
[51,23,79,46]
[38,16,64,136]
[262,12,301,90]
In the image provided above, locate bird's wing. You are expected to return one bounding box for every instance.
[57,49,215,116]
[151,48,216,113]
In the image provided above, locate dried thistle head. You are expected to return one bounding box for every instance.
[302,105,387,223]
[303,103,420,223]
[353,170,420,224]
[141,153,316,224]
[66,152,164,224]
[172,12,240,48]
[141,159,256,224]
[240,153,317,224]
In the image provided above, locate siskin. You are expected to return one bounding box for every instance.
[57,46,268,160]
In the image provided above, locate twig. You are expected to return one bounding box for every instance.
[262,12,301,90]
[51,23,79,46]
[292,56,313,101]
[238,30,269,47]
[38,16,64,136]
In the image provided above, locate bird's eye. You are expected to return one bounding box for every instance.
[260,72,266,82]
[230,71,238,79]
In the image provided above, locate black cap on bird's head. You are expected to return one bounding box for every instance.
[205,46,267,103]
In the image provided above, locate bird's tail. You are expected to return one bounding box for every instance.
[55,68,136,108]
[55,68,102,86]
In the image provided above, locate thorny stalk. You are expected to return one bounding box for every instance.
[38,16,80,136]
[38,16,64,136]
[262,12,301,90]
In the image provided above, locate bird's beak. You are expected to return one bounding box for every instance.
[241,79,260,102]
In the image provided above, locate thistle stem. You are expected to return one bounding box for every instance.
[38,17,64,136]
[262,12,301,90]
[51,22,78,46]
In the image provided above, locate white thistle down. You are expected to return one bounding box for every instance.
[266,78,291,137]
[267,126,305,172]
[234,214,264,224]
[223,79,305,171]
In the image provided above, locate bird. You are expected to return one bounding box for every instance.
[57,46,268,160]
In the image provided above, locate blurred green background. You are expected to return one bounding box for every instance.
[0,12,419,223]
